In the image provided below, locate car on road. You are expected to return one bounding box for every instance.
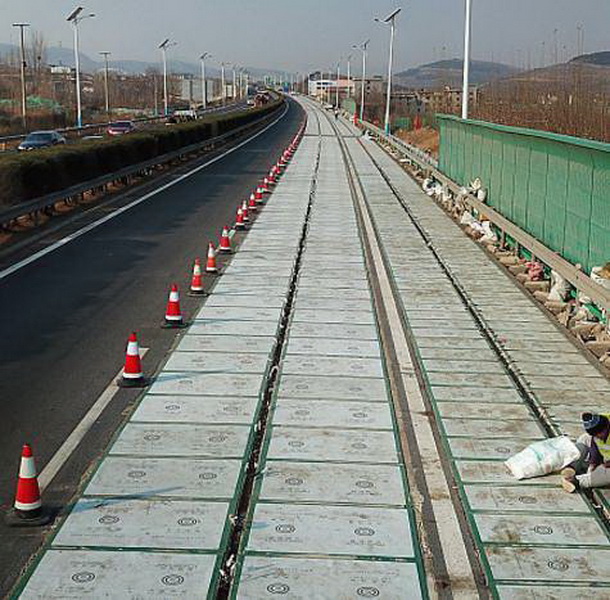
[106,120,136,136]
[17,130,67,151]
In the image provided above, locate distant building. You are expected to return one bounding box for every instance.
[308,77,355,99]
[391,86,478,114]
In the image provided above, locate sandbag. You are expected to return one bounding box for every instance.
[505,437,580,480]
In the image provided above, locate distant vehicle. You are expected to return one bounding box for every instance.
[246,98,255,106]
[18,130,66,151]
[324,103,334,110]
[106,121,136,136]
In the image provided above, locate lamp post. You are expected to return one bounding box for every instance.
[12,22,30,130]
[346,54,352,98]
[232,66,237,100]
[353,39,369,122]
[335,61,340,107]
[375,7,401,135]
[221,62,227,104]
[99,50,111,118]
[158,38,176,116]
[67,7,95,128]
[461,0,472,119]
[200,52,210,110]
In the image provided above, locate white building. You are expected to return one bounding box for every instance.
[308,78,355,99]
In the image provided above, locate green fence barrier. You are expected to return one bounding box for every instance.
[438,115,610,272]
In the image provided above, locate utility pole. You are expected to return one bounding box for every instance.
[335,61,340,107]
[159,38,176,116]
[200,52,210,110]
[12,22,30,130]
[353,40,369,122]
[67,6,95,128]
[99,51,111,118]
[461,0,472,119]
[375,7,401,135]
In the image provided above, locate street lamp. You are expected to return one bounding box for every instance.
[346,54,352,98]
[221,62,227,104]
[461,0,472,119]
[335,60,340,108]
[159,38,177,116]
[375,7,401,135]
[12,22,30,130]
[67,6,95,128]
[232,66,237,100]
[353,39,369,122]
[99,51,111,118]
[200,52,210,110]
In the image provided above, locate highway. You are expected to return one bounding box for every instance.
[0,97,302,597]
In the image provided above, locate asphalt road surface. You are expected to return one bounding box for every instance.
[0,98,303,597]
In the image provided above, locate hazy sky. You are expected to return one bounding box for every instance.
[2,1,608,74]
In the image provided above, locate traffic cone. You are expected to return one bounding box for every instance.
[189,258,206,296]
[241,200,250,222]
[206,242,218,273]
[248,193,258,211]
[118,332,148,387]
[235,207,246,230]
[5,444,50,527]
[262,177,270,192]
[162,284,187,328]
[268,170,276,185]
[219,226,232,253]
[255,187,263,203]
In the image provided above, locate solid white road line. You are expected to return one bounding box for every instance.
[38,348,149,491]
[0,104,289,283]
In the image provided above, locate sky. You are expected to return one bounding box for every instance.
[2,0,609,75]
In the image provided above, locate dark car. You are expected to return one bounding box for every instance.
[17,130,67,151]
[106,121,136,136]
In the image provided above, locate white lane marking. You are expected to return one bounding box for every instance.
[38,348,149,491]
[0,104,289,283]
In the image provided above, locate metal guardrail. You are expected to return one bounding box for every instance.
[0,101,285,228]
[357,117,610,315]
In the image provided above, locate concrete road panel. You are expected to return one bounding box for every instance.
[18,550,217,599]
[236,556,423,599]
[246,504,414,558]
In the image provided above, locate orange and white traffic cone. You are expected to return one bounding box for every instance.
[219,226,232,253]
[189,258,206,296]
[163,284,187,328]
[262,178,270,192]
[5,444,50,527]
[268,170,276,185]
[118,332,147,387]
[206,242,218,273]
[248,193,258,212]
[235,207,246,230]
[241,200,250,222]
[255,187,263,203]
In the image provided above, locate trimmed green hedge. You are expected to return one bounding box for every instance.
[0,100,282,207]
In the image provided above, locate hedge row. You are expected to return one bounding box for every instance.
[0,100,282,207]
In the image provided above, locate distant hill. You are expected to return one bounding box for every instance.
[0,42,283,80]
[570,51,610,66]
[395,59,520,89]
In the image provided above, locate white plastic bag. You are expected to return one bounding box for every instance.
[548,270,571,302]
[505,437,580,480]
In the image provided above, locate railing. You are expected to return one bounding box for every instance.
[356,117,610,316]
[0,101,285,229]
